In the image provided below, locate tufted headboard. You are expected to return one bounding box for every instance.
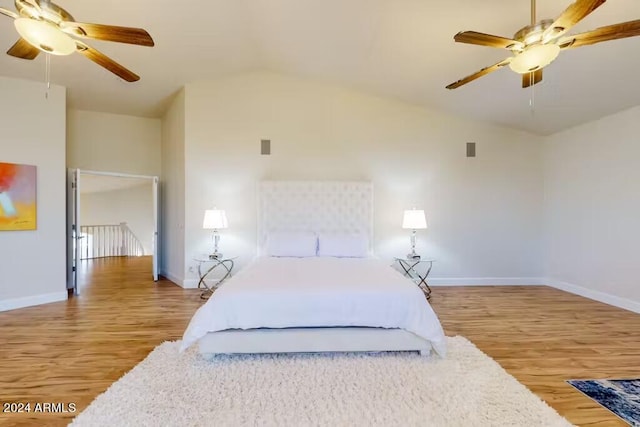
[257,181,374,255]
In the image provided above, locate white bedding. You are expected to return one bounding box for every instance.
[181,257,447,356]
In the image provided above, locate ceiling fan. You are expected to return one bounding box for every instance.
[446,0,640,89]
[0,0,154,82]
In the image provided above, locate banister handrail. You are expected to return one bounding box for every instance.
[79,222,145,260]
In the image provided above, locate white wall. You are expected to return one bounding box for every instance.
[0,76,67,311]
[180,72,544,286]
[67,109,161,176]
[81,183,154,254]
[160,90,186,285]
[545,106,640,311]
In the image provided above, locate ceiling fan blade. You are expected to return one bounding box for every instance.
[446,58,512,89]
[75,41,140,82]
[0,7,18,19]
[522,69,543,88]
[7,38,40,60]
[543,0,607,42]
[61,22,154,47]
[559,19,640,49]
[454,31,523,50]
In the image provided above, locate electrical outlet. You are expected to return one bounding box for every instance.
[188,266,194,273]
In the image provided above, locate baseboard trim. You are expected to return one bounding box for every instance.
[160,271,186,288]
[159,270,197,289]
[182,279,198,289]
[429,277,545,286]
[547,278,640,314]
[0,291,68,313]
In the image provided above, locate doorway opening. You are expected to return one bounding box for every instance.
[67,169,159,295]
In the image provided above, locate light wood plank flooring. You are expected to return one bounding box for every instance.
[1,256,639,426]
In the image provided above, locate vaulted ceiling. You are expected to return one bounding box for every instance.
[1,0,639,134]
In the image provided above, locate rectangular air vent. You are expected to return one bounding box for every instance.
[466,142,476,158]
[261,139,271,155]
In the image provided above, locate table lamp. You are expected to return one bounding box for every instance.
[402,209,427,260]
[203,208,228,259]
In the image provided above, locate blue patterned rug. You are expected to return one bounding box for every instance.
[567,379,640,426]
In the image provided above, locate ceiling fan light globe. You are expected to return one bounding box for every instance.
[509,43,560,74]
[14,18,75,56]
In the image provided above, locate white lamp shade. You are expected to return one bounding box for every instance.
[14,18,76,56]
[402,209,427,229]
[203,209,228,229]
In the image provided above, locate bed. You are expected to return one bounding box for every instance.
[180,181,447,357]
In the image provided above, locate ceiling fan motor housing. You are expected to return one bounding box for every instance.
[15,0,74,23]
[513,19,554,48]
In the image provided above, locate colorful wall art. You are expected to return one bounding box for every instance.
[0,162,37,231]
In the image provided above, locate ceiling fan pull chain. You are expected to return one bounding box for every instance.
[529,71,535,115]
[45,53,51,100]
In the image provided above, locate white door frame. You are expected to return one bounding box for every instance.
[152,176,159,281]
[67,169,160,293]
[66,169,80,294]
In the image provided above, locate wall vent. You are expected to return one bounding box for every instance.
[261,139,271,155]
[466,142,476,157]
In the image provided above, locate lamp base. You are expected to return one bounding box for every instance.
[406,253,421,260]
[209,252,223,260]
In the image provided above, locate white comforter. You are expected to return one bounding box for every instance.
[181,257,447,356]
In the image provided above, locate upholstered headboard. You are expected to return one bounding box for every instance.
[257,181,373,255]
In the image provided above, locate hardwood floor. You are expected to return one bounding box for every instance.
[1,256,639,426]
[0,257,202,427]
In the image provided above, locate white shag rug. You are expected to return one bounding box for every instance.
[70,336,572,427]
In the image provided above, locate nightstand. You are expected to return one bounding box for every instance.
[194,256,236,299]
[394,257,435,299]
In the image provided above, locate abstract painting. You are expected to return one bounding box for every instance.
[0,162,37,231]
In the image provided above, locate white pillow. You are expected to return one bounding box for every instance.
[317,233,369,258]
[265,231,317,257]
